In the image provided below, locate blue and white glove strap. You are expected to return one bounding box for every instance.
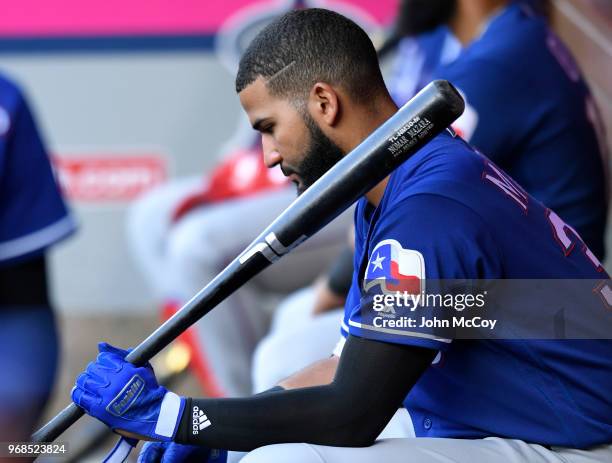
[155,391,184,438]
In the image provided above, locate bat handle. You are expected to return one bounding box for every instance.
[31,403,83,443]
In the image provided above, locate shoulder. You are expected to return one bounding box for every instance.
[0,73,22,95]
[372,193,502,278]
[440,6,547,85]
[0,74,26,136]
[0,73,25,109]
[378,193,490,242]
[468,5,545,63]
[390,133,483,198]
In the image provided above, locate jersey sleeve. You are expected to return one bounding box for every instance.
[346,194,502,350]
[436,58,526,166]
[0,85,75,263]
[340,202,366,340]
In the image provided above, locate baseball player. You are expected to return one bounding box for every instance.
[0,73,75,441]
[125,0,386,399]
[432,0,608,259]
[72,9,612,463]
[252,0,610,392]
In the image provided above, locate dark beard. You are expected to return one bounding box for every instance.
[396,0,457,37]
[293,115,344,195]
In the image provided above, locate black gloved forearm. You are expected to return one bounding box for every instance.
[175,335,435,451]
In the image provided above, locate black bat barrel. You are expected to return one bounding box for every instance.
[32,80,463,444]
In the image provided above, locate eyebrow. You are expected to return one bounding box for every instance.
[252,118,270,132]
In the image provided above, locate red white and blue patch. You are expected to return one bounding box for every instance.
[364,239,425,294]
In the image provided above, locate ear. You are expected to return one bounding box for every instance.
[307,82,341,128]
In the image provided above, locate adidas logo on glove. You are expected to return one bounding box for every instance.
[192,406,212,435]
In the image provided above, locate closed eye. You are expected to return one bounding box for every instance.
[260,124,274,134]
[252,118,274,134]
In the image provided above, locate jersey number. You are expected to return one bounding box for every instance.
[483,159,603,272]
[546,209,603,272]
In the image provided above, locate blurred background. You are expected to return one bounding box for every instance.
[0,1,397,458]
[1,0,398,315]
[0,0,610,460]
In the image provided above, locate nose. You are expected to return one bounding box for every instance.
[262,135,282,168]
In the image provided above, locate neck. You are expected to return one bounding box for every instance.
[343,96,398,207]
[449,0,508,45]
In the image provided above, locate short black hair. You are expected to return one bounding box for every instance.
[236,8,386,105]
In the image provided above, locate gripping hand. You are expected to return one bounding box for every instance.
[72,343,185,441]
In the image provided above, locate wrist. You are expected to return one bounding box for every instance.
[175,398,217,445]
[155,390,186,440]
[176,386,286,446]
[176,397,194,444]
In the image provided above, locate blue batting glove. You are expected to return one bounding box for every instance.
[71,342,186,441]
[138,441,227,463]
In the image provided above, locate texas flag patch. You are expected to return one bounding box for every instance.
[364,239,425,294]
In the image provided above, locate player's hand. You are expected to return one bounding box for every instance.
[138,441,227,463]
[71,342,185,441]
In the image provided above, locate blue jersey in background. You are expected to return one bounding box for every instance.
[0,74,75,265]
[389,3,608,259]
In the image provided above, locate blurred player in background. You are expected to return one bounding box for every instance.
[73,10,612,462]
[414,0,607,256]
[0,74,75,441]
[252,0,609,392]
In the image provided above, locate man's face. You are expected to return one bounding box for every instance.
[239,77,344,195]
[396,0,456,36]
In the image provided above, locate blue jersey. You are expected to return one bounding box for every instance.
[388,27,460,107]
[391,3,608,258]
[0,74,74,264]
[343,131,612,448]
